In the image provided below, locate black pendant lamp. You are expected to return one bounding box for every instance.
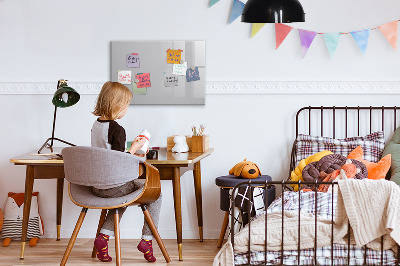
[242,0,305,23]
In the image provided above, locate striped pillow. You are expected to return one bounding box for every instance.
[294,131,385,166]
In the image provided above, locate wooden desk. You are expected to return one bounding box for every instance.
[10,147,213,261]
[9,148,64,259]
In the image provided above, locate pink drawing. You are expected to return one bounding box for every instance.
[136,73,151,88]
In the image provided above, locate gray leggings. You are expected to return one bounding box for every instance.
[92,180,162,240]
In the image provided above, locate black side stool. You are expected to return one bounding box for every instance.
[215,175,275,248]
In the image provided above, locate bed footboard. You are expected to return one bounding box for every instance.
[230,180,400,266]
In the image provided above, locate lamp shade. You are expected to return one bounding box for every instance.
[52,84,80,108]
[241,0,305,23]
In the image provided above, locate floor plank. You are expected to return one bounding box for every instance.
[0,239,221,265]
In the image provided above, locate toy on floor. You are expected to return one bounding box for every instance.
[229,159,261,179]
[1,192,44,247]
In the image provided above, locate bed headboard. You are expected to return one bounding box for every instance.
[290,106,400,179]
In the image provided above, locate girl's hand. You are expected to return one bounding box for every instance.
[134,148,149,157]
[129,137,147,155]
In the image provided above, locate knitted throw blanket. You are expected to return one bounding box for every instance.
[213,211,340,266]
[335,178,400,251]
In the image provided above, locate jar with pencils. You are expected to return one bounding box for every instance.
[191,124,209,153]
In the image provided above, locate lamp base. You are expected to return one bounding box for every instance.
[38,137,76,154]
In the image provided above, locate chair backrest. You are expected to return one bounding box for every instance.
[62,146,145,187]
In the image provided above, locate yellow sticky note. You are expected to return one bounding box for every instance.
[167,49,183,64]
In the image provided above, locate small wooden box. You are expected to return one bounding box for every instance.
[191,135,209,153]
[167,135,192,151]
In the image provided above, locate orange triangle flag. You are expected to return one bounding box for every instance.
[275,23,293,49]
[378,21,398,50]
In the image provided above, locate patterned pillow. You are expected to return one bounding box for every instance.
[294,131,385,166]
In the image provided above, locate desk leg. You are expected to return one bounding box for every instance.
[193,161,203,242]
[172,167,183,261]
[56,178,64,241]
[20,165,35,259]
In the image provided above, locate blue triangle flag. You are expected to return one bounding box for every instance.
[209,0,220,7]
[351,29,371,55]
[323,33,341,58]
[229,0,245,23]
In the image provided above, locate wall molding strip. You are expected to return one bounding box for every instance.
[0,81,399,95]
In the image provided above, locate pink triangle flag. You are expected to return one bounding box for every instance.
[298,29,317,58]
[275,23,293,49]
[378,21,398,50]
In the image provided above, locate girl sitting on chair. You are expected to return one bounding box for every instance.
[91,81,162,263]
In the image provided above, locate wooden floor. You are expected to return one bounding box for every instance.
[0,239,221,265]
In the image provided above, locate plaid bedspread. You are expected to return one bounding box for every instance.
[234,244,397,265]
[234,191,397,265]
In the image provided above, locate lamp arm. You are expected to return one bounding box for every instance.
[50,79,61,148]
[50,105,57,148]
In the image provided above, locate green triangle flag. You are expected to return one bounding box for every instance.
[209,0,220,7]
[323,33,341,58]
[251,23,266,38]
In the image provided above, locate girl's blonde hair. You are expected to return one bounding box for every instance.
[93,81,133,120]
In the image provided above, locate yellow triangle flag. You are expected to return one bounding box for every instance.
[251,23,266,38]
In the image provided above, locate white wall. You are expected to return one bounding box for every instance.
[1,0,400,239]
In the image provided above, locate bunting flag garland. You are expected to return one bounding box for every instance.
[298,30,317,58]
[378,21,398,50]
[323,33,341,58]
[209,0,220,8]
[207,5,400,57]
[229,0,245,24]
[251,23,266,38]
[275,23,293,49]
[351,29,370,55]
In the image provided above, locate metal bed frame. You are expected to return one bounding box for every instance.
[230,106,400,266]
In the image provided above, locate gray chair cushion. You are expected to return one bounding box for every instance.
[69,180,145,208]
[62,146,145,188]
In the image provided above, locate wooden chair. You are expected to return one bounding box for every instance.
[60,146,171,265]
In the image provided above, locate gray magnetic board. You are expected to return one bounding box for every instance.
[111,41,206,105]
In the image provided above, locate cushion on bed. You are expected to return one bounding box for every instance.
[295,131,385,167]
[382,127,400,184]
[348,146,391,180]
[302,154,368,189]
[289,150,333,191]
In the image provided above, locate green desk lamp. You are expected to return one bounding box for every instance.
[38,79,80,154]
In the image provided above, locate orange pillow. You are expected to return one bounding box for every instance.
[347,146,391,180]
